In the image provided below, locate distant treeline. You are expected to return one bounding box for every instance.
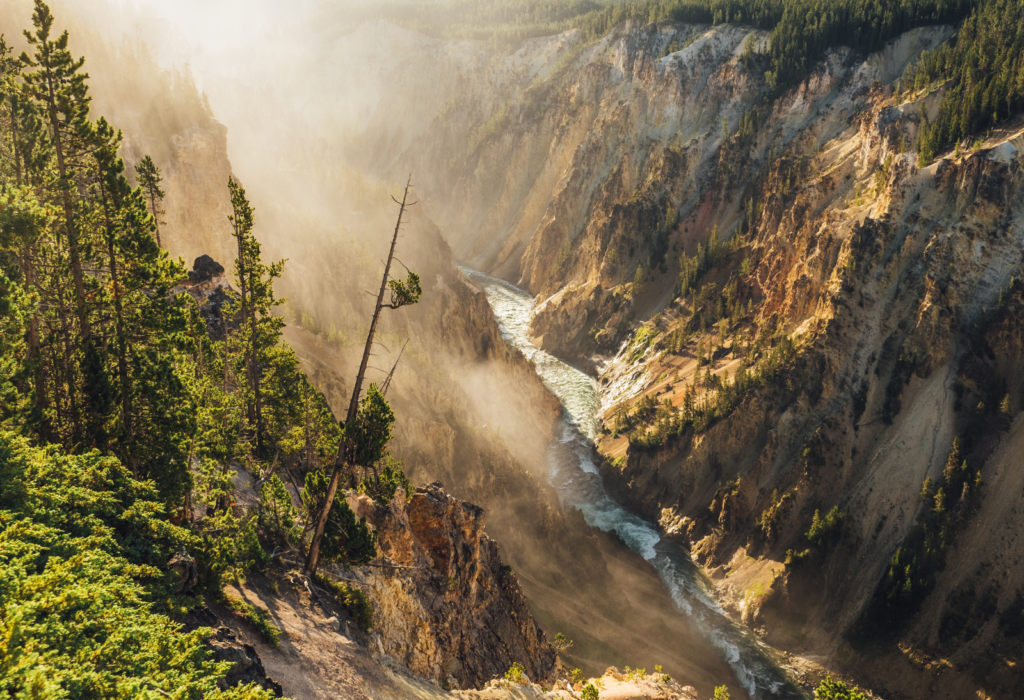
[325,0,1023,153]
[908,0,1024,160]
[327,0,974,89]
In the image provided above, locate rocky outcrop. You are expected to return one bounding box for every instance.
[183,607,284,696]
[348,483,556,690]
[177,255,235,341]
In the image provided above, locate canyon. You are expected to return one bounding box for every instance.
[9,1,1024,698]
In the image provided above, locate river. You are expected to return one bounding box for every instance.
[464,269,806,700]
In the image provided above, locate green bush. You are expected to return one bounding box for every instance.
[806,506,844,548]
[303,469,377,565]
[581,683,600,700]
[314,572,374,631]
[504,662,526,684]
[258,474,295,543]
[0,431,275,698]
[359,454,412,506]
[196,511,270,594]
[870,439,983,627]
[815,676,868,700]
[226,595,282,647]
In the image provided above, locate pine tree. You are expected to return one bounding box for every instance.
[259,474,295,544]
[632,262,646,296]
[135,155,166,248]
[227,178,286,457]
[20,0,96,347]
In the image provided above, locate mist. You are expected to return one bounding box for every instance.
[0,0,755,693]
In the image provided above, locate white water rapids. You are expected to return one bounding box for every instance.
[465,269,805,700]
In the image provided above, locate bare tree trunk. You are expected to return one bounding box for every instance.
[304,177,411,575]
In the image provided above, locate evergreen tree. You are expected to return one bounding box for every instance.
[135,154,166,248]
[302,468,377,565]
[258,474,295,544]
[227,178,286,457]
[20,0,97,349]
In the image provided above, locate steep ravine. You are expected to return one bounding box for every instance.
[466,269,805,699]
[338,18,1024,697]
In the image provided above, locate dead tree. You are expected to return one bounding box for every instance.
[303,177,421,574]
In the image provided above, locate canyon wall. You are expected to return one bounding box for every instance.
[331,17,1024,699]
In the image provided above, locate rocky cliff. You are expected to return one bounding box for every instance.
[349,483,556,690]
[333,17,1024,699]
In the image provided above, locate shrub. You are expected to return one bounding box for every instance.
[815,676,868,700]
[359,455,412,505]
[226,595,282,647]
[258,474,295,543]
[303,469,377,565]
[196,510,270,594]
[504,662,526,684]
[581,683,600,700]
[552,632,574,654]
[314,572,374,631]
[0,431,275,698]
[785,548,812,567]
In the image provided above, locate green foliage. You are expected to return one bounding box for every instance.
[359,454,413,506]
[678,225,741,297]
[302,469,378,566]
[345,383,396,470]
[570,668,584,684]
[278,377,342,472]
[196,511,270,594]
[504,661,527,684]
[227,178,287,458]
[581,682,600,700]
[784,547,812,567]
[135,154,166,246]
[552,631,574,654]
[628,334,798,449]
[805,505,844,548]
[258,474,296,544]
[0,271,32,430]
[712,687,731,700]
[314,572,374,631]
[759,488,792,543]
[910,0,1024,162]
[631,262,646,297]
[815,676,868,700]
[628,322,659,363]
[870,438,982,628]
[0,429,274,698]
[387,270,422,308]
[225,595,282,647]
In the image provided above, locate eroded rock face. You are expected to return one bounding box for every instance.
[349,483,556,690]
